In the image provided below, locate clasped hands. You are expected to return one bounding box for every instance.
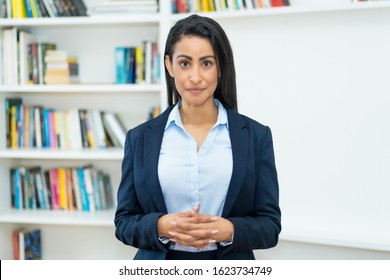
[157,204,234,248]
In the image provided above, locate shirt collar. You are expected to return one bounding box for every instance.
[165,99,229,131]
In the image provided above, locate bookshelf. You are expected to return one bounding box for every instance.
[1,0,390,260]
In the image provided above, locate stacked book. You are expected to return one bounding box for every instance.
[44,50,77,85]
[90,0,158,15]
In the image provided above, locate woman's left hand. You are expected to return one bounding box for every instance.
[168,205,234,248]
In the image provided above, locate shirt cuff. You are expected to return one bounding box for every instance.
[219,240,232,247]
[219,232,234,247]
[158,237,170,244]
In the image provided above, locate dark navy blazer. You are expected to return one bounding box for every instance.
[114,105,281,260]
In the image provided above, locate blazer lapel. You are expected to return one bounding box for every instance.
[222,110,249,217]
[143,107,174,213]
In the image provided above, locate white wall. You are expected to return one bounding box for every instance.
[216,5,390,258]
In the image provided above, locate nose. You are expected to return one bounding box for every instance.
[189,65,201,83]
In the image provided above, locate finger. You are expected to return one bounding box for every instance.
[193,203,200,213]
[169,231,215,248]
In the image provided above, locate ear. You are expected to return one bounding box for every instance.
[165,55,174,78]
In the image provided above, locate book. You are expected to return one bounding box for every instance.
[2,27,19,85]
[83,166,96,211]
[91,109,107,148]
[49,168,60,210]
[41,0,56,16]
[102,112,127,147]
[44,50,70,84]
[115,47,127,84]
[71,167,82,210]
[10,168,23,209]
[36,0,50,17]
[270,0,289,7]
[77,167,89,211]
[33,166,49,209]
[23,105,31,148]
[23,229,42,259]
[25,0,34,17]
[12,0,28,18]
[34,106,43,147]
[67,108,83,149]
[30,42,40,84]
[126,47,136,83]
[65,168,75,210]
[71,0,88,16]
[135,45,144,84]
[16,229,42,260]
[13,230,20,260]
[5,97,23,147]
[58,167,68,210]
[67,57,80,83]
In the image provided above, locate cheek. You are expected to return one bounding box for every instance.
[172,71,186,87]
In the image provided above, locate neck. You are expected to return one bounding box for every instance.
[180,101,218,126]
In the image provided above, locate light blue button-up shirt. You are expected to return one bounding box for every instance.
[158,99,233,252]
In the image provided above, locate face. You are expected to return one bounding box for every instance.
[165,35,219,109]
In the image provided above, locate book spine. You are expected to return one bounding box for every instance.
[115,47,127,84]
[77,167,89,211]
[14,168,23,209]
[24,0,34,17]
[12,0,28,18]
[49,169,60,210]
[58,167,68,210]
[83,167,96,212]
[34,107,42,148]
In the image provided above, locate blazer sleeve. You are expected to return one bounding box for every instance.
[114,129,168,252]
[223,125,281,254]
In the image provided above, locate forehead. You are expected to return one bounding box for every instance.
[173,35,214,56]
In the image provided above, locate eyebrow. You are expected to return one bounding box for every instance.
[175,54,216,60]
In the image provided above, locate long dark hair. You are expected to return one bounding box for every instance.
[164,14,238,111]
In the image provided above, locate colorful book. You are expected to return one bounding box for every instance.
[58,167,68,210]
[77,167,89,211]
[5,97,23,147]
[12,0,28,18]
[115,47,127,84]
[18,229,42,260]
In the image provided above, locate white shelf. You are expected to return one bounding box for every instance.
[0,15,161,27]
[0,148,123,160]
[0,84,162,93]
[0,209,114,226]
[170,2,390,21]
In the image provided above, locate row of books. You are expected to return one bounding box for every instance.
[90,0,158,15]
[10,165,114,212]
[2,28,79,86]
[172,0,290,13]
[0,0,87,18]
[115,40,160,85]
[13,228,42,260]
[5,97,128,149]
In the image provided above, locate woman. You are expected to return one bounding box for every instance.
[114,14,281,260]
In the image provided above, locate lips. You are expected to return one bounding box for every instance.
[187,87,204,94]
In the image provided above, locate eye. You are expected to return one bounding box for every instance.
[179,60,189,68]
[202,60,213,68]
